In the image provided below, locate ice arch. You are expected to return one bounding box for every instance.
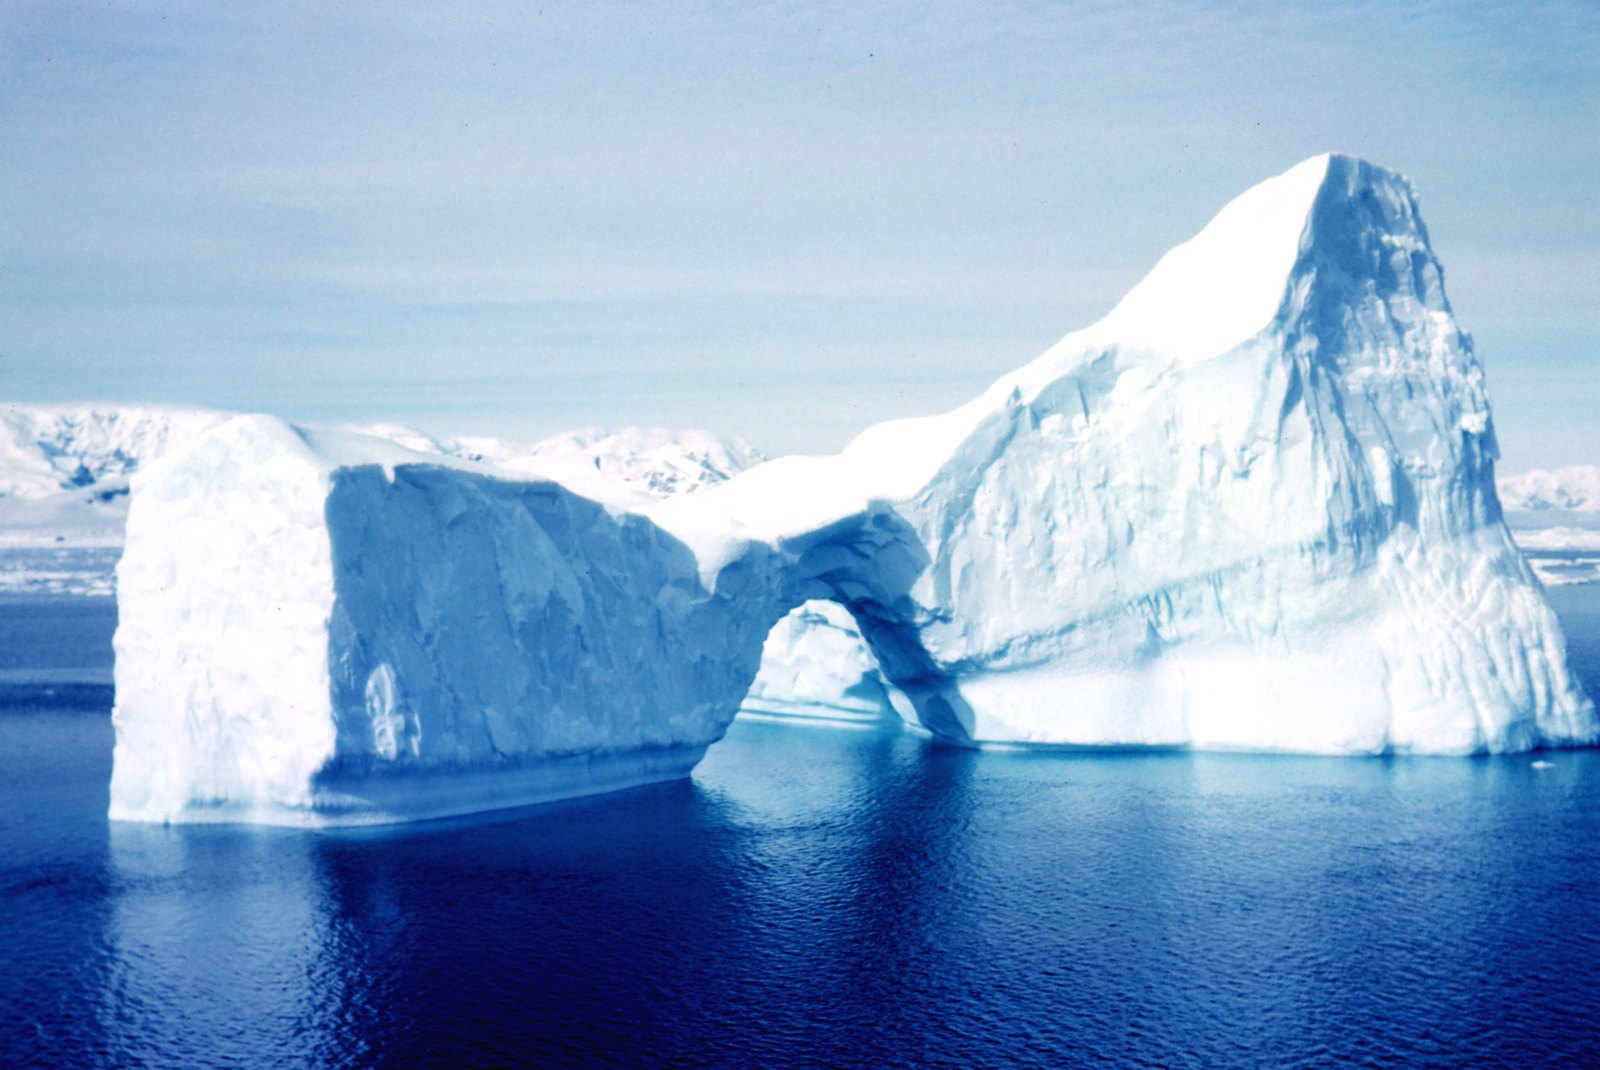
[737,502,1001,746]
[106,425,947,826]
[109,153,1597,826]
[738,599,910,729]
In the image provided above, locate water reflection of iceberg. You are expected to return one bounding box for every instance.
[101,824,364,1066]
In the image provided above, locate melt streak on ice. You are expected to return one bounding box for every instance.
[110,154,1597,825]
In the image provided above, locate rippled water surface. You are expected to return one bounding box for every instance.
[4,590,1600,1068]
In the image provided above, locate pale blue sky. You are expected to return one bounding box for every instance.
[3,1,1596,469]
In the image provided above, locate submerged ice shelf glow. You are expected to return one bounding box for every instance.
[111,154,1596,825]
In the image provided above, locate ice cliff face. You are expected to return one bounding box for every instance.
[339,424,905,727]
[111,153,1597,825]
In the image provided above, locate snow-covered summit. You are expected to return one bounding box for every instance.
[1058,151,1345,364]
[665,154,1446,538]
[1014,153,1445,390]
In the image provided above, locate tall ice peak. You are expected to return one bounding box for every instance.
[1027,153,1428,378]
[830,154,1434,506]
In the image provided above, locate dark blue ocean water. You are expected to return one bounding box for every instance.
[4,590,1600,1069]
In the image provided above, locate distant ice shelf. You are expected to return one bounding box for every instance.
[109,153,1597,826]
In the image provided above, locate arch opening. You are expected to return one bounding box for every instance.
[737,599,913,730]
[731,503,980,743]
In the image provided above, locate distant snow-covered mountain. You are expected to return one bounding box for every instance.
[1499,466,1600,513]
[338,423,766,502]
[0,405,233,501]
[1498,466,1600,586]
[501,427,767,498]
[0,408,764,511]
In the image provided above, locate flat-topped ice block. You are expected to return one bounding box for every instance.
[109,417,780,825]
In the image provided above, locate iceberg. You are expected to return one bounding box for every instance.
[111,153,1597,825]
[655,153,1594,755]
[111,419,784,824]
